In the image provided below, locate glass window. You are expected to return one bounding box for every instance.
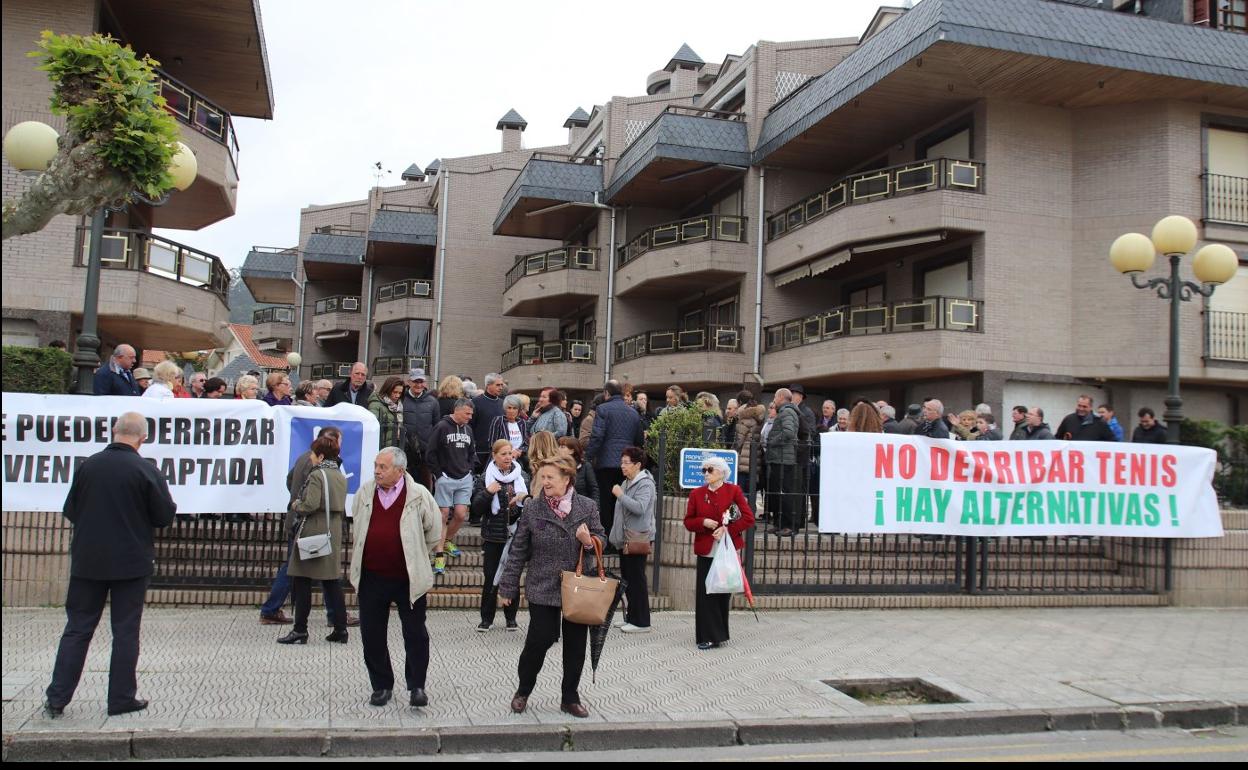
[923,260,970,298]
[379,321,406,357]
[849,283,884,306]
[922,127,971,160]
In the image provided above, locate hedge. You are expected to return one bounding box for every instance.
[2,346,73,394]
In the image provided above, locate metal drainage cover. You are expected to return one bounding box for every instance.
[823,677,968,706]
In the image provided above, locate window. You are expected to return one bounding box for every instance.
[1219,0,1246,32]
[848,282,884,307]
[922,260,970,298]
[918,117,973,161]
[511,331,541,347]
[709,296,739,327]
[378,320,432,357]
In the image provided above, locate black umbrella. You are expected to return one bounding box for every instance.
[588,569,627,684]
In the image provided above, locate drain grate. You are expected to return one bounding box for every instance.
[823,677,967,706]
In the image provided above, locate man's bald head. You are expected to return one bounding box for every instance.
[113,411,148,449]
[112,345,136,370]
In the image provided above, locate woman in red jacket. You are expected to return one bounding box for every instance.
[683,455,754,650]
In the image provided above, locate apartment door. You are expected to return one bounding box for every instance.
[922,260,970,299]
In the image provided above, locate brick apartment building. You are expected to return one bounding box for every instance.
[2,0,272,355]
[240,0,1242,425]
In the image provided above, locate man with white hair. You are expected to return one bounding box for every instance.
[917,399,951,439]
[92,344,141,396]
[45,412,176,718]
[470,373,506,472]
[327,362,373,407]
[880,403,904,434]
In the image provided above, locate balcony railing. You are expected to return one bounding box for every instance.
[501,340,596,372]
[614,325,743,363]
[313,295,361,315]
[764,296,983,352]
[75,227,230,305]
[766,158,985,242]
[1206,310,1248,362]
[156,68,239,171]
[372,355,429,377]
[1203,173,1247,226]
[621,104,746,156]
[309,362,353,380]
[376,279,433,302]
[505,247,600,291]
[252,306,295,325]
[617,215,747,268]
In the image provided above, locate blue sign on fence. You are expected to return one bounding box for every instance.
[679,447,739,489]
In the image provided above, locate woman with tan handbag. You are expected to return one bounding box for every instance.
[497,450,605,718]
[609,446,655,634]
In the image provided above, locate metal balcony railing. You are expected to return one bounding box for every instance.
[766,158,985,242]
[764,296,983,352]
[1205,310,1248,362]
[75,227,230,305]
[376,279,433,302]
[505,247,600,291]
[501,340,596,372]
[309,362,353,380]
[313,295,361,315]
[155,68,239,171]
[372,355,429,377]
[1203,173,1248,226]
[252,306,295,325]
[617,214,747,268]
[614,324,744,363]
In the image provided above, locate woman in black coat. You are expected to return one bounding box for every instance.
[558,436,599,501]
[473,440,530,632]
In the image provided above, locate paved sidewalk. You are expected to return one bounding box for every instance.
[3,606,1245,738]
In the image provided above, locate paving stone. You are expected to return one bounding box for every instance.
[131,728,326,759]
[737,715,914,744]
[327,728,438,757]
[568,721,737,751]
[912,709,1051,737]
[438,724,568,754]
[1153,701,1238,729]
[4,732,131,761]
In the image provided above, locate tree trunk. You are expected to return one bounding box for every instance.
[2,142,131,241]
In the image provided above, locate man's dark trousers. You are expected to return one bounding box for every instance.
[46,575,148,709]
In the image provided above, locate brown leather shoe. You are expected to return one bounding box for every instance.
[330,613,361,628]
[560,702,589,719]
[510,694,528,714]
[260,610,293,625]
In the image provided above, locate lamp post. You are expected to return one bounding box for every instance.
[286,351,303,386]
[3,121,197,394]
[1109,216,1238,445]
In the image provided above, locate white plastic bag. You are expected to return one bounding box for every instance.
[704,533,744,594]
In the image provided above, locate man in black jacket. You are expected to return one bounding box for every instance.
[789,384,818,526]
[470,373,506,471]
[45,411,177,718]
[1132,407,1169,444]
[326,362,373,407]
[917,399,951,439]
[1055,394,1115,442]
[401,368,440,488]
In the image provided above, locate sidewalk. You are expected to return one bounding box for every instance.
[3,607,1246,757]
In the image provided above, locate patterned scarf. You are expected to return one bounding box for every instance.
[545,487,573,520]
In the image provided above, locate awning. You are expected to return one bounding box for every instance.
[774,264,811,288]
[811,249,851,276]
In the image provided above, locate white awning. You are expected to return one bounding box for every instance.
[774,264,811,288]
[811,249,851,276]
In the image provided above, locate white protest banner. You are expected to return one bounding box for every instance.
[819,433,1223,538]
[1,394,379,514]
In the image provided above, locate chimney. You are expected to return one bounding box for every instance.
[400,163,425,183]
[425,158,441,177]
[497,109,527,152]
[564,107,591,147]
[664,43,705,94]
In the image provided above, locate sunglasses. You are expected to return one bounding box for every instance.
[702,467,716,474]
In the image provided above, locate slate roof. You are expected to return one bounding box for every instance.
[494,159,604,234]
[369,208,438,246]
[303,233,365,265]
[426,159,441,175]
[564,107,591,128]
[606,112,750,202]
[401,163,424,180]
[240,247,296,279]
[496,109,528,130]
[755,0,1248,163]
[666,43,705,71]
[216,353,259,387]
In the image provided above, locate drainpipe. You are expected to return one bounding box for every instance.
[752,167,766,377]
[293,272,307,381]
[433,170,450,380]
[362,265,376,365]
[604,206,617,381]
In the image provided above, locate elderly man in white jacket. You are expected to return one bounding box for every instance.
[350,447,442,709]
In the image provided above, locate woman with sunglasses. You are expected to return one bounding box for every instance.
[682,456,754,650]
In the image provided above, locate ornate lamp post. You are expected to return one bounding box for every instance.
[1109,216,1238,445]
[286,351,303,385]
[3,121,197,394]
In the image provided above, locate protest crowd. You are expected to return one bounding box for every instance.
[41,346,1174,720]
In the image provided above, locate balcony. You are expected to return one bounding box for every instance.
[612,325,745,390]
[765,159,985,276]
[762,296,983,384]
[74,228,230,350]
[251,306,295,353]
[373,355,430,378]
[309,362,353,380]
[367,204,438,266]
[606,106,749,207]
[615,215,748,298]
[241,246,297,304]
[373,278,436,327]
[500,340,597,391]
[304,227,365,281]
[503,247,601,317]
[494,153,604,239]
[1206,311,1248,363]
[312,295,362,343]
[1204,173,1247,229]
[143,69,240,230]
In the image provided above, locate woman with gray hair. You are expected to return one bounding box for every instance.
[487,394,530,463]
[141,360,180,400]
[235,374,260,400]
[682,454,754,650]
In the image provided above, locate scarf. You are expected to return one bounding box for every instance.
[484,461,527,515]
[381,395,402,414]
[545,486,573,520]
[296,459,340,518]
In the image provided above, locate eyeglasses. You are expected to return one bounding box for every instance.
[702,467,715,474]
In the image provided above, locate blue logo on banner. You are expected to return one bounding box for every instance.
[289,417,364,494]
[679,448,739,489]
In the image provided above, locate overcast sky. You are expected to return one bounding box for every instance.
[158,0,887,269]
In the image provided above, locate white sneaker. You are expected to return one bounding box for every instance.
[619,623,651,634]
[612,619,625,629]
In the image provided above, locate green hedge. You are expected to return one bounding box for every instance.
[2,346,73,394]
[644,404,723,493]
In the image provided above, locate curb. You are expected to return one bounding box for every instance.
[2,701,1242,761]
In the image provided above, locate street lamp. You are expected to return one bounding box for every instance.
[2,122,198,394]
[1109,215,1237,445]
[286,351,302,385]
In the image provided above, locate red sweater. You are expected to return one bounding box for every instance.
[683,483,755,557]
[363,485,407,580]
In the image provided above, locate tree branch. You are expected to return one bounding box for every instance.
[2,141,132,241]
